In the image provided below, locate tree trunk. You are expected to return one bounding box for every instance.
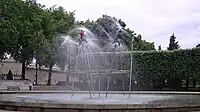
[186,79,189,89]
[21,60,26,80]
[47,64,53,86]
[193,79,196,88]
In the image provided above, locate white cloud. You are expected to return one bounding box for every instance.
[38,0,200,49]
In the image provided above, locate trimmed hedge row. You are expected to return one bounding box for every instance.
[70,48,200,90]
[132,48,200,89]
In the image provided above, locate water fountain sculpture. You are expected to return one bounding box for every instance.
[1,19,200,112]
[67,19,131,99]
[112,19,126,46]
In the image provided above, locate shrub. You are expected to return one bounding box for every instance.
[132,48,200,89]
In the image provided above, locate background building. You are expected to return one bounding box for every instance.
[0,58,67,85]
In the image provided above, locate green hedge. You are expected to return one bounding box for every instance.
[132,48,200,88]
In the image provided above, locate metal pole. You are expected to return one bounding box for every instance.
[84,47,92,99]
[129,37,133,99]
[99,73,101,98]
[86,53,94,93]
[122,75,125,96]
[86,71,92,99]
[105,74,110,98]
[120,52,125,96]
[106,45,116,98]
[71,46,80,97]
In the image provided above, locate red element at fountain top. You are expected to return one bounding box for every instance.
[79,30,84,37]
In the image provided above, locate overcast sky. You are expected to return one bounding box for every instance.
[37,0,200,49]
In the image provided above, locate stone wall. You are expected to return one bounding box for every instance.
[22,68,67,85]
[0,59,21,75]
[0,59,67,85]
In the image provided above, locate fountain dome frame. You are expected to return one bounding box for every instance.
[65,39,133,99]
[60,25,135,99]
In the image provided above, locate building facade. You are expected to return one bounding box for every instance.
[0,59,124,90]
[0,59,67,85]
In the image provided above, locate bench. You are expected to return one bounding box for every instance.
[7,86,20,91]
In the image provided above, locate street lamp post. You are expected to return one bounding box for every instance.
[34,52,38,85]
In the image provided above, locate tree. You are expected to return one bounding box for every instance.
[167,33,180,50]
[0,19,7,60]
[96,15,131,48]
[0,29,7,60]
[158,45,162,50]
[78,15,155,51]
[0,0,18,60]
[1,0,75,83]
[131,34,155,51]
[29,30,50,84]
[41,6,75,85]
[196,44,200,48]
[1,0,46,79]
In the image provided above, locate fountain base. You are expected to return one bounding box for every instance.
[0,91,200,112]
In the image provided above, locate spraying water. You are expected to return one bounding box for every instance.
[61,18,132,99]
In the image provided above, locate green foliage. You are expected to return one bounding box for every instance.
[0,0,155,84]
[40,6,75,85]
[158,45,162,50]
[1,0,47,79]
[0,0,19,59]
[42,6,75,65]
[1,0,75,81]
[132,34,155,51]
[77,15,155,51]
[132,48,200,88]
